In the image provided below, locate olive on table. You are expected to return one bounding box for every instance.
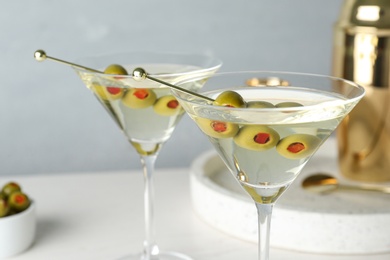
[104,64,128,76]
[0,197,9,217]
[1,182,21,197]
[8,191,30,213]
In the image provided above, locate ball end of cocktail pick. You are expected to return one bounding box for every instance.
[34,50,47,61]
[132,67,147,81]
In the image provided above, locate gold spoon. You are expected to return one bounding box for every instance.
[33,49,214,102]
[301,173,390,194]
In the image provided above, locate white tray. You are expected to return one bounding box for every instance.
[189,138,390,254]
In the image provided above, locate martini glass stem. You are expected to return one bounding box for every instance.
[140,154,160,259]
[255,203,274,260]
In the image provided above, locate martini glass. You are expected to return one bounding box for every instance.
[165,71,364,260]
[34,50,221,260]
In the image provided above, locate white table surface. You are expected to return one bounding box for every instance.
[3,167,390,260]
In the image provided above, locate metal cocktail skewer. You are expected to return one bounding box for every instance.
[132,67,214,102]
[34,50,102,73]
[34,49,214,102]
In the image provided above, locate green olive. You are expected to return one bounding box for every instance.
[104,64,127,99]
[1,182,21,197]
[276,134,321,159]
[234,125,280,151]
[122,88,157,109]
[106,86,124,100]
[104,64,128,75]
[213,90,246,108]
[92,64,128,101]
[196,118,239,138]
[91,83,109,100]
[8,191,30,212]
[247,101,275,108]
[275,102,303,108]
[91,84,124,101]
[0,197,9,217]
[153,95,182,116]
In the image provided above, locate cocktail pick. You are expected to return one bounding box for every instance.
[34,50,102,73]
[132,67,214,102]
[34,49,214,102]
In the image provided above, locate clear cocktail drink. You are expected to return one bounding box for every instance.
[36,50,222,260]
[170,71,364,259]
[186,87,350,202]
[76,63,207,151]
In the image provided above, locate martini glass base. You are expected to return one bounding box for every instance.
[118,251,193,260]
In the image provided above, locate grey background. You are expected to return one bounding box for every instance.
[0,0,342,176]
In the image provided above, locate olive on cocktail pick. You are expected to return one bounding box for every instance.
[234,125,280,151]
[197,90,245,138]
[119,66,158,109]
[153,95,182,116]
[276,134,321,159]
[92,64,128,101]
[213,90,246,108]
[122,88,157,109]
[101,64,128,100]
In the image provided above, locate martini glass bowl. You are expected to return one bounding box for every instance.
[170,71,364,260]
[72,51,222,260]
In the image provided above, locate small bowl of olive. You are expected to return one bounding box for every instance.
[0,182,36,258]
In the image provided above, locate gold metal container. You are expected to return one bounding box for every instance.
[333,0,390,182]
